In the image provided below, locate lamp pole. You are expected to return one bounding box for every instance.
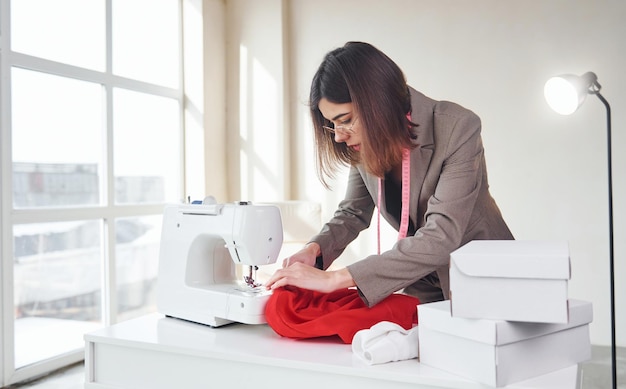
[593,90,617,389]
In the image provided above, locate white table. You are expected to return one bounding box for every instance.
[84,313,580,389]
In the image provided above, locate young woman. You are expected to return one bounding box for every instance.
[266,41,513,307]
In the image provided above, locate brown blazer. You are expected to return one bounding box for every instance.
[310,87,514,307]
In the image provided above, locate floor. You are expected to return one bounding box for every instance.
[5,345,625,388]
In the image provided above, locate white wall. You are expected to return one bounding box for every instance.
[198,0,228,202]
[226,0,625,347]
[225,0,290,203]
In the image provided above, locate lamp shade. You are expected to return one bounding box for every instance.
[544,72,598,115]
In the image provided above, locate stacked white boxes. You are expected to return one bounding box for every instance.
[418,240,593,387]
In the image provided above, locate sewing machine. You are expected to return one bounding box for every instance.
[156,198,283,327]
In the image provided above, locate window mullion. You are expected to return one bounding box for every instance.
[1,0,17,382]
[102,0,115,326]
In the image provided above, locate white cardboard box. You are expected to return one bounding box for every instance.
[449,240,571,323]
[418,299,592,387]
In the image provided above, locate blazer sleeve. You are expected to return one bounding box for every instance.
[308,166,376,270]
[348,106,488,307]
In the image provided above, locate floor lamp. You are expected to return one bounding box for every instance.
[544,71,617,389]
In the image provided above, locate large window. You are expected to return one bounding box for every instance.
[1,0,187,385]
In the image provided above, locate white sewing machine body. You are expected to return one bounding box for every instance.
[156,200,283,327]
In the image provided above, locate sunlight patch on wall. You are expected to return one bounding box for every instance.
[238,44,281,201]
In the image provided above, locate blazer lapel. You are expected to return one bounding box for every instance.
[407,86,436,230]
[409,133,433,230]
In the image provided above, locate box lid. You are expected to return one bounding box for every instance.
[450,240,571,280]
[418,299,592,346]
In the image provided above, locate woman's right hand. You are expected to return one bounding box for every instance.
[282,242,321,268]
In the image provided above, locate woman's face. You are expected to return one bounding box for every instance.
[318,98,362,152]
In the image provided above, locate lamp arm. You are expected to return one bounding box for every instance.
[594,91,617,389]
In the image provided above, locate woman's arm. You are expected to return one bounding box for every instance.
[308,166,376,270]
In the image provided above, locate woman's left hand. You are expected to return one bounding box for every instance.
[265,263,355,293]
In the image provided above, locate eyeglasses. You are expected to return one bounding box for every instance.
[322,117,358,135]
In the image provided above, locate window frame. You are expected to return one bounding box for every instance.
[0,0,194,385]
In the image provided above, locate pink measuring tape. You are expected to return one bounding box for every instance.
[377,147,411,255]
[375,112,413,255]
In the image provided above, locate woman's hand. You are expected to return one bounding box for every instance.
[267,242,355,293]
[265,264,355,293]
[281,242,320,268]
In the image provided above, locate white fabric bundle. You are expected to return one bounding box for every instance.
[352,321,419,365]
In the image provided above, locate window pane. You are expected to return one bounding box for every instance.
[11,0,105,71]
[11,68,103,209]
[116,215,161,322]
[112,0,180,87]
[113,88,181,204]
[13,220,102,368]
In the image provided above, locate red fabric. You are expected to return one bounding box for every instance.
[265,286,420,343]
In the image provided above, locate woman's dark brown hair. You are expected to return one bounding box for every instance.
[309,42,416,188]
